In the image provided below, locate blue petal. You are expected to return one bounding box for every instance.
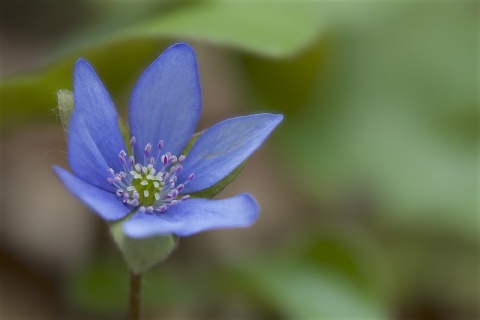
[123,194,259,238]
[68,111,114,191]
[73,59,127,174]
[179,114,283,194]
[53,166,131,221]
[129,43,201,163]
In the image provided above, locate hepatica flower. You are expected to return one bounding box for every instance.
[54,43,282,239]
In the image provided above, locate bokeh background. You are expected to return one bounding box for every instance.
[0,1,478,319]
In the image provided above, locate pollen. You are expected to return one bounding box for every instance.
[107,137,194,213]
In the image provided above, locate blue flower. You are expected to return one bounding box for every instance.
[54,43,283,239]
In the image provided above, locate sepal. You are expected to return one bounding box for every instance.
[56,89,130,146]
[110,214,177,274]
[57,89,74,133]
[190,160,247,199]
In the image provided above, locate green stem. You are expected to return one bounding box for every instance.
[128,271,142,320]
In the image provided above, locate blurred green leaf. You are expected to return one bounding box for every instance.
[297,230,390,298]
[241,39,329,116]
[247,265,385,319]
[125,1,321,58]
[226,244,388,319]
[0,1,322,129]
[69,257,129,314]
[279,2,478,240]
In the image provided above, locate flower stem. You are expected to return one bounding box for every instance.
[128,271,142,320]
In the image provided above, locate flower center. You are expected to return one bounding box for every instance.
[107,137,194,213]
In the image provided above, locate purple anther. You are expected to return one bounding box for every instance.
[175,165,183,173]
[188,173,195,181]
[116,189,124,196]
[114,176,122,183]
[149,157,155,165]
[107,178,114,184]
[178,155,186,164]
[131,199,139,206]
[159,205,167,213]
[161,155,168,166]
[130,136,136,147]
[144,143,152,157]
[139,206,146,213]
[146,206,154,213]
[168,155,177,164]
[181,195,190,201]
[109,168,115,175]
[132,191,139,199]
[158,140,164,150]
[177,184,184,192]
[119,150,127,163]
[171,200,178,206]
[171,189,179,199]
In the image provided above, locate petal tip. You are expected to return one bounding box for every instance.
[269,113,284,126]
[237,193,260,224]
[52,165,66,177]
[74,58,93,72]
[275,113,284,121]
[165,42,195,55]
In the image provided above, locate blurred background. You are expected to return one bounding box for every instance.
[0,0,478,319]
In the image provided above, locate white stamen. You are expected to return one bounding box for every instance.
[109,140,194,214]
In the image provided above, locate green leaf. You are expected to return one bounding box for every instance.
[241,39,329,117]
[0,2,322,129]
[226,251,387,319]
[110,216,177,274]
[125,1,322,58]
[249,266,386,319]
